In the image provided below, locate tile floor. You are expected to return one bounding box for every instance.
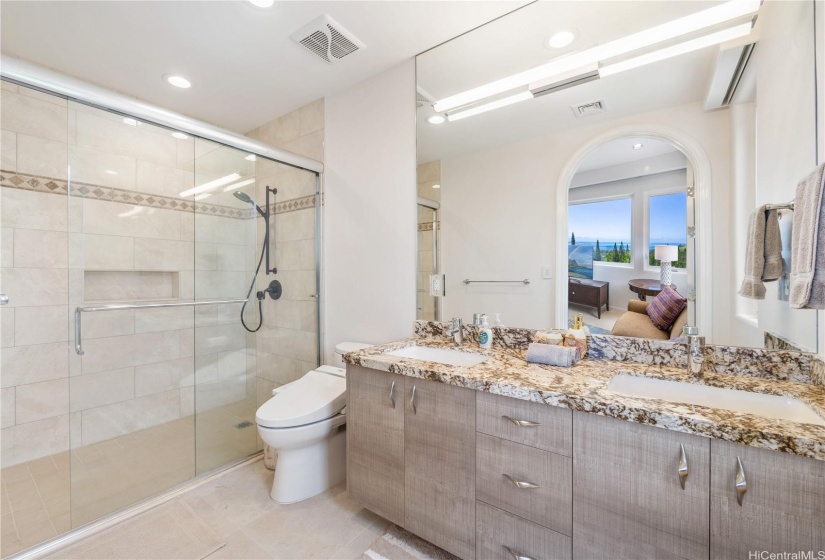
[1,399,258,558]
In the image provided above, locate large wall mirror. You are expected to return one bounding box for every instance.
[415,0,819,352]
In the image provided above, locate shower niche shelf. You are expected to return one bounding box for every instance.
[83,270,181,302]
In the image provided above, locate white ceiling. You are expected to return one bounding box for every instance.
[415,0,740,164]
[0,0,527,133]
[575,137,682,172]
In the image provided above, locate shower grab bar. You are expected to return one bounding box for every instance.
[463,279,531,285]
[74,298,248,355]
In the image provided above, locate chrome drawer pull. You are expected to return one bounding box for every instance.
[389,380,396,408]
[735,456,748,506]
[410,385,417,414]
[503,545,536,560]
[502,415,540,428]
[503,474,540,489]
[678,443,689,490]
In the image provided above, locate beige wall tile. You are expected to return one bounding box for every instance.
[0,342,69,387]
[255,110,300,146]
[263,298,301,330]
[68,145,136,190]
[136,161,192,198]
[1,228,12,268]
[194,270,248,300]
[1,387,15,429]
[300,301,317,332]
[195,374,248,412]
[13,230,67,268]
[69,368,134,412]
[80,309,134,340]
[194,324,246,356]
[82,199,180,240]
[276,208,314,242]
[1,130,17,171]
[73,233,134,270]
[1,414,69,468]
[83,270,179,302]
[80,330,180,374]
[299,99,324,137]
[180,386,194,417]
[282,130,324,162]
[255,349,303,385]
[15,134,68,180]
[0,90,67,143]
[1,308,14,348]
[79,389,179,445]
[0,268,68,308]
[133,239,193,271]
[18,86,68,108]
[135,357,194,397]
[74,111,176,168]
[134,306,194,333]
[14,305,68,346]
[15,378,69,424]
[1,189,67,232]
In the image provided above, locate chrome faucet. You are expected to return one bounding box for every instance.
[448,317,464,347]
[683,326,706,377]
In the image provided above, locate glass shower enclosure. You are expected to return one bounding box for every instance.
[0,80,320,557]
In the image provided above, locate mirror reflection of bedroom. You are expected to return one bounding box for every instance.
[567,137,690,335]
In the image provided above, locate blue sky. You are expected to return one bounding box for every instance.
[568,193,687,244]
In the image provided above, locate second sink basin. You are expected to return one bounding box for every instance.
[385,345,489,367]
[608,374,825,426]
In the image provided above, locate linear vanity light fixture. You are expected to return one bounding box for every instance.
[179,172,241,198]
[433,0,761,113]
[446,91,533,122]
[599,21,754,77]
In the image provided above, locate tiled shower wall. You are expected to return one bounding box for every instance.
[246,99,323,408]
[417,160,440,321]
[0,81,258,469]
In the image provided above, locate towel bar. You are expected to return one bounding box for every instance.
[463,279,530,285]
[765,201,794,211]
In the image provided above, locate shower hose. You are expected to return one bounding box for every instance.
[240,225,269,333]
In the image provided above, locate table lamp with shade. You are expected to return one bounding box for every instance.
[655,245,679,287]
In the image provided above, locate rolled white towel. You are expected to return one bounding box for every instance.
[526,343,580,367]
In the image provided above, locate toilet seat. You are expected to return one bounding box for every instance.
[256,368,346,429]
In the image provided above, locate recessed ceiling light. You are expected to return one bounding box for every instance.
[432,184,441,189]
[164,74,192,89]
[105,170,118,175]
[123,117,140,126]
[245,154,257,161]
[246,0,275,6]
[171,132,189,140]
[427,115,446,125]
[633,143,644,150]
[546,30,576,49]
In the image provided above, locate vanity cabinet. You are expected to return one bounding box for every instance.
[404,377,476,560]
[346,365,405,526]
[573,412,711,560]
[710,439,825,559]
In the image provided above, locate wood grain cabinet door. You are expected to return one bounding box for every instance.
[710,439,825,560]
[573,412,710,560]
[404,377,476,560]
[346,365,405,526]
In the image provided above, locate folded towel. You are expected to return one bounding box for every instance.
[762,209,785,281]
[790,163,825,309]
[526,343,579,367]
[739,205,769,299]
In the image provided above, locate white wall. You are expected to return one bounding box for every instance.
[818,0,825,358]
[440,101,730,336]
[323,61,417,365]
[570,169,689,314]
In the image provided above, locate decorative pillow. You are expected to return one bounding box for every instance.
[646,286,687,332]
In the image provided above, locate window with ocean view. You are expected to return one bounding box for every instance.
[568,198,632,279]
[648,192,688,268]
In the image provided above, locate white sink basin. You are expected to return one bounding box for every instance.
[607,374,825,426]
[385,345,489,367]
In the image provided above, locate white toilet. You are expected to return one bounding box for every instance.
[256,342,371,504]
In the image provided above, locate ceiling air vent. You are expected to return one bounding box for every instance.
[290,15,365,64]
[570,100,607,118]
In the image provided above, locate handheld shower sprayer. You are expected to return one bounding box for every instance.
[236,187,281,333]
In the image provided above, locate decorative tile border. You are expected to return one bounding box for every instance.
[417,221,439,232]
[765,331,812,353]
[0,170,317,218]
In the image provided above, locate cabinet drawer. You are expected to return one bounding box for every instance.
[476,433,572,536]
[476,501,571,560]
[476,392,572,456]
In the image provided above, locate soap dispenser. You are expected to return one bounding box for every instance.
[478,314,493,350]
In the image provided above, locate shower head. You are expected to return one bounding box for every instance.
[234,191,266,218]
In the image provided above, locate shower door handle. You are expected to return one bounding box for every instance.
[0,294,8,305]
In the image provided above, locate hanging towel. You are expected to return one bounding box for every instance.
[790,163,825,309]
[762,209,785,281]
[738,205,770,299]
[526,343,580,367]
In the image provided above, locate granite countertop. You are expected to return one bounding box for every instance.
[343,337,825,461]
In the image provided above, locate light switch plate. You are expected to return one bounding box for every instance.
[542,267,553,279]
[429,274,444,296]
